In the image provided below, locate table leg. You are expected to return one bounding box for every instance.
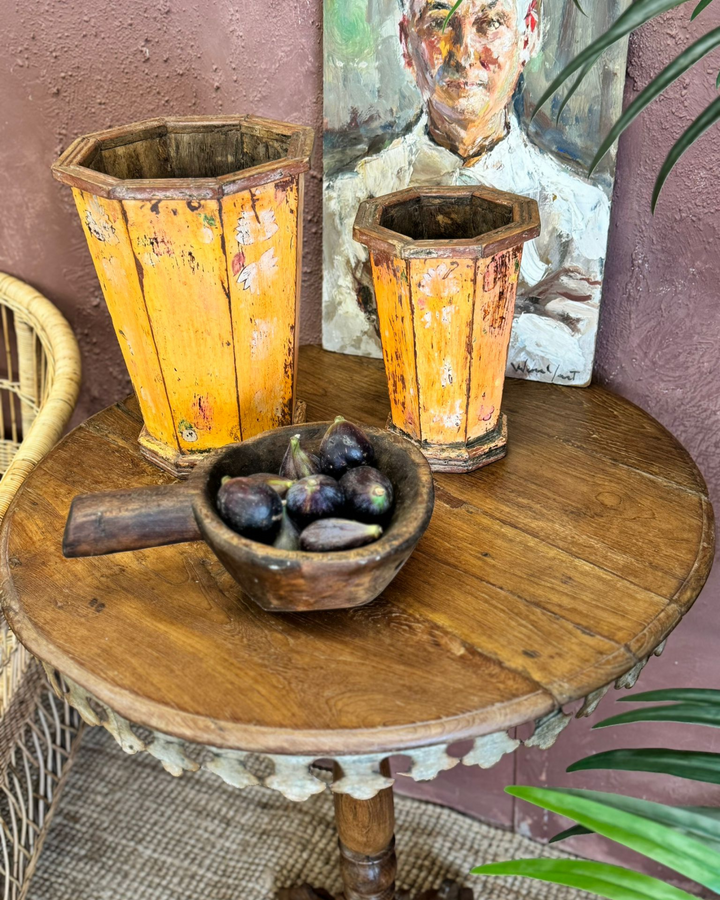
[278,761,473,900]
[334,759,396,900]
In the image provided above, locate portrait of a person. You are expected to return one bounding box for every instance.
[323,0,611,385]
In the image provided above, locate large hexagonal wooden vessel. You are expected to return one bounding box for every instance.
[53,115,315,476]
[354,186,540,473]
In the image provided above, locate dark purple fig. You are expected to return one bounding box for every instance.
[285,474,344,529]
[216,477,283,543]
[279,434,321,480]
[319,416,375,477]
[340,466,394,522]
[245,472,294,498]
[299,518,382,552]
[273,507,301,551]
[221,472,294,497]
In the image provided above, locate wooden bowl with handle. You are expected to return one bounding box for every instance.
[62,422,435,613]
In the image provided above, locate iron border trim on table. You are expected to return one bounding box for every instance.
[42,638,667,804]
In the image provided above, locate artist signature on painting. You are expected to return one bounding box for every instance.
[510,360,581,383]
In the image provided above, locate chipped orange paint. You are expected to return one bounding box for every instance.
[72,189,179,452]
[122,198,241,454]
[467,247,522,441]
[370,252,420,440]
[372,245,523,453]
[72,178,304,470]
[222,176,299,438]
[408,257,475,446]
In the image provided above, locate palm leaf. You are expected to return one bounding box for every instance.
[595,702,720,730]
[556,790,720,851]
[472,858,698,900]
[443,0,586,26]
[443,0,463,30]
[505,786,720,891]
[618,688,720,704]
[532,0,693,120]
[653,95,720,209]
[568,748,720,786]
[552,805,720,848]
[550,823,593,843]
[590,27,720,173]
[692,0,715,18]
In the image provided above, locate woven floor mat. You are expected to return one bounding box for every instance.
[29,726,590,900]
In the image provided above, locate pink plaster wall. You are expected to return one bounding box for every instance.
[0,0,323,425]
[2,0,720,881]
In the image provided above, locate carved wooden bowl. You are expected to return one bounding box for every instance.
[63,421,435,614]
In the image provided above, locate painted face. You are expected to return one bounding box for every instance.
[402,0,535,145]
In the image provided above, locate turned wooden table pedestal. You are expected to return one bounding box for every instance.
[0,348,713,900]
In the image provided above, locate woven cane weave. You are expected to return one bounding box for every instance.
[29,726,591,900]
[0,272,82,900]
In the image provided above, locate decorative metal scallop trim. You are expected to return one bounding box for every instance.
[41,641,666,803]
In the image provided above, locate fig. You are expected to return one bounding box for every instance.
[319,416,375,477]
[299,518,382,552]
[285,474,344,529]
[221,472,294,497]
[216,477,283,543]
[246,472,294,498]
[340,466,394,522]
[274,507,301,551]
[279,434,321,480]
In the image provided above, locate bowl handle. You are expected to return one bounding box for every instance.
[62,484,201,558]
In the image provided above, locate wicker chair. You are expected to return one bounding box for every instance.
[0,273,82,900]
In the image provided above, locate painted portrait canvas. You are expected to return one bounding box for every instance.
[323,0,630,386]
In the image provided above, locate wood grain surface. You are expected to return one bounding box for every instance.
[0,347,713,755]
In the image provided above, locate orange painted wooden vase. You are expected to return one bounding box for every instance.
[354,186,540,473]
[52,115,315,476]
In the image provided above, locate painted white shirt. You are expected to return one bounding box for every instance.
[323,115,611,385]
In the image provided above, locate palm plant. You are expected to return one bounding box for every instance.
[473,688,720,899]
[445,0,720,210]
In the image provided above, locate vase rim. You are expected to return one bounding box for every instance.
[353,184,540,260]
[51,114,315,201]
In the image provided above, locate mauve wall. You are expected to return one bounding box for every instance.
[2,0,719,880]
[0,0,323,423]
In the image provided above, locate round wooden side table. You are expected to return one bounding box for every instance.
[0,347,713,900]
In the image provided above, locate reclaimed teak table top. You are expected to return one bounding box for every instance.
[0,347,714,761]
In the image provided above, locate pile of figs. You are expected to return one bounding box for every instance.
[216,418,394,552]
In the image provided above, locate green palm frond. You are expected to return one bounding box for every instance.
[477,684,720,900]
[618,689,720,703]
[552,790,720,852]
[653,95,720,209]
[568,747,720,785]
[504,786,720,891]
[552,805,720,849]
[531,0,694,120]
[692,0,715,18]
[443,0,464,30]
[550,823,594,843]
[589,27,720,173]
[594,701,720,730]
[473,858,698,899]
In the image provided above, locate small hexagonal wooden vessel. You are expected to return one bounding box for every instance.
[354,186,540,473]
[52,115,315,476]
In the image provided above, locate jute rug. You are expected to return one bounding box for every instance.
[29,727,589,900]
